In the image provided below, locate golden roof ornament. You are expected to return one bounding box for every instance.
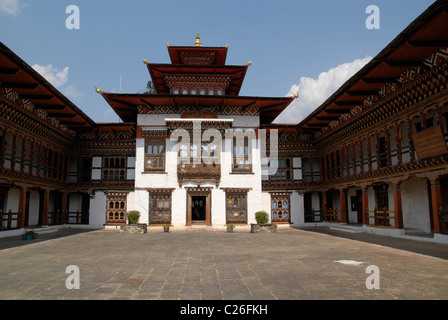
[194,33,202,47]
[293,90,299,99]
[95,87,102,93]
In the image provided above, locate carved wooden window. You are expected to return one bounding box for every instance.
[201,143,219,164]
[232,137,251,173]
[226,191,247,223]
[3,131,13,169]
[103,157,126,181]
[269,158,292,182]
[14,135,23,172]
[178,142,220,165]
[149,192,171,224]
[145,140,165,172]
[379,136,388,168]
[39,145,46,177]
[271,193,290,223]
[106,193,127,224]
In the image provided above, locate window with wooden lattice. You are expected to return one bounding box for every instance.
[225,191,248,224]
[106,192,127,224]
[149,191,172,224]
[145,140,165,172]
[232,136,252,173]
[102,157,126,181]
[271,193,290,223]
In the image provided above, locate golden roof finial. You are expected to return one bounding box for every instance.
[95,87,102,93]
[293,90,300,99]
[194,33,202,47]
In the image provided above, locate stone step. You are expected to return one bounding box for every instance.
[25,226,60,235]
[329,224,364,233]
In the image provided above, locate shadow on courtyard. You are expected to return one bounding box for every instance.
[299,226,448,261]
[0,228,95,251]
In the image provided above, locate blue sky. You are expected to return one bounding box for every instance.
[0,0,436,124]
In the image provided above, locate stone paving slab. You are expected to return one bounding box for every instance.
[0,227,447,300]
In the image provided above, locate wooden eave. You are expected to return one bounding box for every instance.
[298,0,448,133]
[146,63,248,96]
[0,42,95,131]
[100,92,294,124]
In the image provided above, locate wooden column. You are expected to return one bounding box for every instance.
[322,191,327,222]
[339,188,347,223]
[41,189,50,226]
[18,186,28,229]
[362,185,369,225]
[393,182,404,229]
[429,177,442,234]
[61,191,68,224]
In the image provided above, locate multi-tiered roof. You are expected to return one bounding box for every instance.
[99,34,295,124]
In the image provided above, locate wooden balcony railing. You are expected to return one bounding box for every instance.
[367,208,395,228]
[324,208,341,222]
[177,162,221,186]
[0,210,19,230]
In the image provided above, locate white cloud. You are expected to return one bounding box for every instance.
[62,84,84,101]
[0,0,22,16]
[274,56,372,124]
[32,64,70,89]
[32,64,85,103]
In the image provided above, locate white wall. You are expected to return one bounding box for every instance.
[89,191,107,228]
[402,177,431,233]
[290,191,303,226]
[28,190,40,226]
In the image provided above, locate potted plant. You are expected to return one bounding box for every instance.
[251,211,277,233]
[255,211,269,225]
[22,230,37,240]
[163,224,171,232]
[126,210,140,225]
[120,211,147,233]
[226,224,235,232]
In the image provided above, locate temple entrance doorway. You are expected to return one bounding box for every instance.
[192,196,206,222]
[186,188,211,226]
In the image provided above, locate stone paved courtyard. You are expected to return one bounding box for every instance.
[0,226,447,301]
